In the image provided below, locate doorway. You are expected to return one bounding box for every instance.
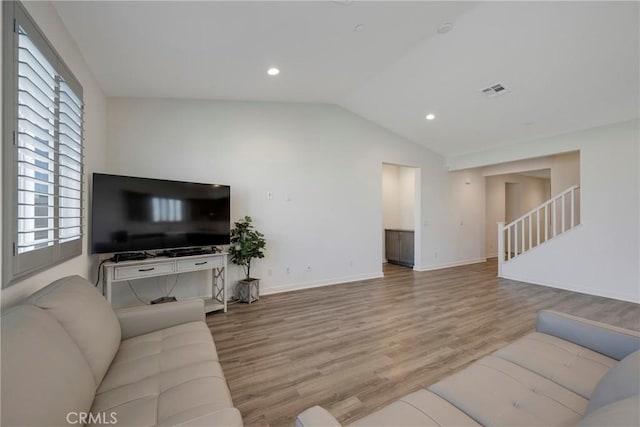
[382,163,419,270]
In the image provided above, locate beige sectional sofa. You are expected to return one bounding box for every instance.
[297,310,640,427]
[1,275,242,427]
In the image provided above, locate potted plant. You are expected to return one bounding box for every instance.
[229,216,266,303]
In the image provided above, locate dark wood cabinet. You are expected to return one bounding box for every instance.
[385,229,414,267]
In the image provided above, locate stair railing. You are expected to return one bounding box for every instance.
[497,185,580,276]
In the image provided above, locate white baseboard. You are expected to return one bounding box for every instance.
[261,272,384,296]
[500,273,640,304]
[414,257,487,272]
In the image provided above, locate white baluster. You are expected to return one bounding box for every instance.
[507,225,511,260]
[571,188,575,228]
[528,215,532,250]
[561,192,566,233]
[545,204,548,241]
[497,221,505,276]
[536,209,540,246]
[521,219,525,253]
[552,200,557,237]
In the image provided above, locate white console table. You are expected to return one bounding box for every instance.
[102,253,227,313]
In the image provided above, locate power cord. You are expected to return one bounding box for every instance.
[95,259,107,287]
[127,280,149,305]
[166,274,180,297]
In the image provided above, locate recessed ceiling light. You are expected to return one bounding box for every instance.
[267,67,280,76]
[437,22,454,34]
[426,114,435,121]
[355,24,365,32]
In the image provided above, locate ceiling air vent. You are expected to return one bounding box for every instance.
[481,83,509,98]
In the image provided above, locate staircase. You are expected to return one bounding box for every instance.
[498,185,581,276]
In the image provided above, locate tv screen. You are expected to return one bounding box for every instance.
[91,173,230,254]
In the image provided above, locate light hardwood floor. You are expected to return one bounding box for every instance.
[207,259,640,427]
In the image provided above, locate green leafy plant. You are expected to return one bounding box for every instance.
[229,216,266,279]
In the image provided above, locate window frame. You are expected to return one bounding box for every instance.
[3,1,84,287]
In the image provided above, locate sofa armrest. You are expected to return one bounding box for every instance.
[536,310,640,361]
[295,406,342,427]
[116,299,205,340]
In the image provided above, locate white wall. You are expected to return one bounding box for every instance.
[106,98,487,301]
[0,2,108,308]
[453,120,639,303]
[485,174,550,257]
[382,163,415,231]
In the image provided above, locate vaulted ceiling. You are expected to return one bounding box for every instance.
[52,1,639,158]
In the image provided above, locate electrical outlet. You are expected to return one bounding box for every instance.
[267,191,273,200]
[286,267,290,274]
[306,266,312,272]
[434,251,438,259]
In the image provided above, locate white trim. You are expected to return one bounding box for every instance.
[500,273,640,304]
[413,257,487,272]
[261,272,384,296]
[486,252,498,259]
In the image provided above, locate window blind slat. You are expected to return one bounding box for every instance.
[60,81,82,108]
[59,111,82,129]
[18,159,56,176]
[59,123,82,140]
[17,33,56,77]
[17,61,55,98]
[18,146,55,164]
[18,127,55,148]
[18,108,54,133]
[60,96,82,116]
[18,90,54,119]
[18,116,54,138]
[18,176,55,191]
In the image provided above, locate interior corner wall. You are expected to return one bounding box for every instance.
[382,164,401,230]
[105,98,486,299]
[0,1,108,308]
[398,166,416,230]
[382,163,415,231]
[551,151,580,196]
[463,120,639,303]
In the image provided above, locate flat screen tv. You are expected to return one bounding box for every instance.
[91,173,230,254]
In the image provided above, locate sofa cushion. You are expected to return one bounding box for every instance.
[578,395,640,427]
[493,332,616,399]
[586,350,640,414]
[350,389,480,427]
[1,305,96,426]
[429,355,588,427]
[157,407,244,427]
[90,321,232,426]
[25,275,121,387]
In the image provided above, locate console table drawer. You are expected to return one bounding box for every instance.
[114,262,175,280]
[176,256,223,272]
